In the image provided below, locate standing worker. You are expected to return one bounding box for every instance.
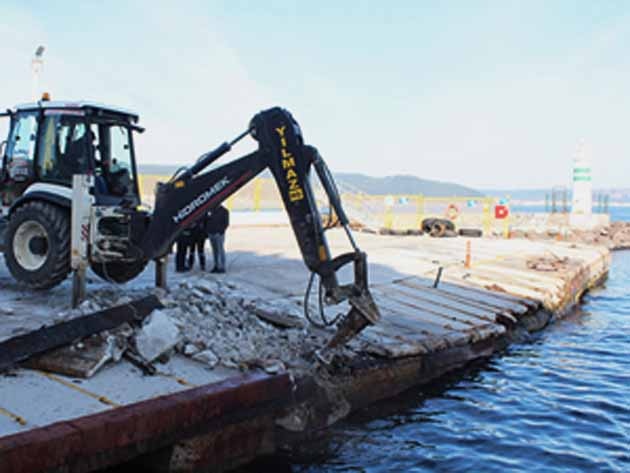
[206,205,229,273]
[188,217,208,271]
[175,225,193,272]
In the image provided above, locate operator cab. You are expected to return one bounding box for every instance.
[0,98,142,209]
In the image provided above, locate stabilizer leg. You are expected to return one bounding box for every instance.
[155,256,168,289]
[71,175,92,308]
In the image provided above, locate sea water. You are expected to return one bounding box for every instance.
[281,251,629,472]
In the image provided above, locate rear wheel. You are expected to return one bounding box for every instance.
[90,259,148,283]
[5,201,71,289]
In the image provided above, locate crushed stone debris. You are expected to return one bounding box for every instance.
[192,349,219,368]
[159,277,339,374]
[526,255,570,272]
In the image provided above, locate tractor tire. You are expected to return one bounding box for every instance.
[421,218,437,233]
[90,259,148,284]
[4,201,71,289]
[430,221,448,237]
[458,228,483,238]
[422,218,455,234]
[442,219,456,231]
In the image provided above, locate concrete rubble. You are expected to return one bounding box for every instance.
[158,277,336,374]
[40,275,353,378]
[135,310,182,363]
[507,221,630,250]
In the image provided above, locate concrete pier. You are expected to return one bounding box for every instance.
[0,226,611,472]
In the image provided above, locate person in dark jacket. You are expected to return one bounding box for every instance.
[175,226,193,272]
[188,217,207,271]
[206,205,229,273]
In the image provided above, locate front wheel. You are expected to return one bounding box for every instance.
[4,201,71,289]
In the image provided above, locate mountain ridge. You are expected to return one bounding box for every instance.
[138,164,482,197]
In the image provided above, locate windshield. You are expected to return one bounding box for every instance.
[7,111,38,164]
[37,114,89,184]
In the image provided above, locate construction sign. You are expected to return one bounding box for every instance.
[495,205,509,219]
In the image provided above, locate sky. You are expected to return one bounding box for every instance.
[1,0,629,190]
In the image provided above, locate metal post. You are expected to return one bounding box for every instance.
[71,175,93,308]
[72,270,86,309]
[562,187,569,213]
[502,196,511,239]
[383,195,394,230]
[226,195,234,211]
[483,197,492,235]
[433,266,443,288]
[253,178,263,212]
[416,194,424,231]
[155,256,168,289]
[465,240,472,268]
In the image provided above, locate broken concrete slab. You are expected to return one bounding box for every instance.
[249,305,305,329]
[135,310,182,363]
[25,325,131,378]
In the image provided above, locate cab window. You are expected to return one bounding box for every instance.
[6,112,38,163]
[37,115,91,184]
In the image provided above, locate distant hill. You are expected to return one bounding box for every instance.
[139,164,481,197]
[335,173,482,197]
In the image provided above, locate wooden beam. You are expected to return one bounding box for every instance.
[0,295,162,372]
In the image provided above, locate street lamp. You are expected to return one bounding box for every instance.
[31,45,45,100]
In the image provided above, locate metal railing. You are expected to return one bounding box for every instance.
[139,175,519,235]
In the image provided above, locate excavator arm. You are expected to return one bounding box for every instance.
[137,107,380,361]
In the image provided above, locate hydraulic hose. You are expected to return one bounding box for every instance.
[310,148,349,226]
[303,271,343,328]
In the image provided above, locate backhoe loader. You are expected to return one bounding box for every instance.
[0,99,380,359]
